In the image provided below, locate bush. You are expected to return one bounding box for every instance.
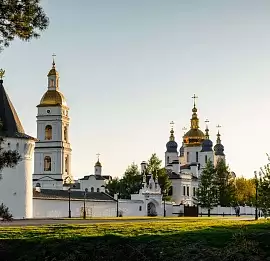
[0,203,13,221]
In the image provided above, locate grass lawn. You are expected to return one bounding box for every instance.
[0,218,270,261]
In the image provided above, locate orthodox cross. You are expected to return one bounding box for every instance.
[96,153,100,161]
[192,94,198,107]
[170,121,174,130]
[205,119,209,128]
[182,127,187,134]
[216,124,221,133]
[0,69,5,79]
[52,53,56,66]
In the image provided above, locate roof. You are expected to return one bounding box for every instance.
[33,189,115,201]
[0,79,36,140]
[80,174,112,181]
[166,169,181,179]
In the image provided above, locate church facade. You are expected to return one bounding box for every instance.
[165,97,227,205]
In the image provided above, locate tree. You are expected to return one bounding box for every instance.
[258,158,270,216]
[145,153,171,195]
[195,160,218,216]
[234,177,256,206]
[0,203,12,221]
[0,0,49,51]
[0,137,21,175]
[215,159,236,207]
[105,177,120,197]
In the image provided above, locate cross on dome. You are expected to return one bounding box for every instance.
[192,94,198,107]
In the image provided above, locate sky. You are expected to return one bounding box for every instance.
[1,0,270,179]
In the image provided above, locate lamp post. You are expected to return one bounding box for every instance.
[68,187,71,218]
[116,193,119,217]
[163,189,167,217]
[83,188,88,219]
[254,171,258,220]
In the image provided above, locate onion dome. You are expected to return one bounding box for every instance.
[214,131,225,156]
[201,125,213,152]
[166,127,178,153]
[183,95,205,147]
[95,159,102,167]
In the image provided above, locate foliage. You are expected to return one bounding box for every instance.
[215,159,236,207]
[0,219,269,260]
[0,137,22,177]
[0,203,12,221]
[105,177,120,197]
[145,153,171,195]
[0,0,49,51]
[258,158,270,216]
[234,177,256,206]
[195,160,218,215]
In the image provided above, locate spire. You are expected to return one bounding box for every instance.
[216,124,221,144]
[205,119,210,139]
[169,121,175,141]
[95,153,102,167]
[190,94,199,130]
[0,69,34,139]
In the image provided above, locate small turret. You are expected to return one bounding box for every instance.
[94,153,102,175]
[214,125,225,156]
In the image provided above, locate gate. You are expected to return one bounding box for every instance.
[184,206,198,217]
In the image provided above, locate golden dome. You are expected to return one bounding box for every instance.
[38,90,67,107]
[47,68,59,77]
[95,160,102,167]
[183,129,205,146]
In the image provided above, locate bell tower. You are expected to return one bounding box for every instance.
[33,57,73,189]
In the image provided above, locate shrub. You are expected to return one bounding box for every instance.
[0,203,13,221]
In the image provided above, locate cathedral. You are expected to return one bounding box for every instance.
[164,96,227,205]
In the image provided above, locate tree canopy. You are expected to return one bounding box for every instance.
[234,176,256,206]
[0,0,49,51]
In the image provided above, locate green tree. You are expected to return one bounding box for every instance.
[105,177,120,197]
[258,158,270,216]
[234,177,256,206]
[215,159,236,207]
[195,160,218,216]
[145,153,171,195]
[0,0,49,51]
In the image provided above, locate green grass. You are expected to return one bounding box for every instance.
[0,218,270,260]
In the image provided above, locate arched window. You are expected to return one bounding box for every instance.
[97,188,100,192]
[167,156,169,164]
[64,126,68,142]
[50,79,55,87]
[45,125,52,140]
[187,152,190,163]
[91,187,94,192]
[44,156,51,171]
[139,206,142,211]
[205,155,208,164]
[196,152,199,162]
[65,156,68,173]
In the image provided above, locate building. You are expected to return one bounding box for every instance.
[33,59,73,189]
[0,69,36,219]
[164,95,227,205]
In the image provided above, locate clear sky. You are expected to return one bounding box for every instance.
[1,0,270,179]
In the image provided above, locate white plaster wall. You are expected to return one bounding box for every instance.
[165,152,179,166]
[171,179,182,204]
[198,205,256,216]
[79,177,106,192]
[184,146,202,164]
[199,151,214,170]
[119,201,145,216]
[0,138,35,219]
[33,199,117,218]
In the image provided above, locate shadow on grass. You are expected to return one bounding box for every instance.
[0,223,269,261]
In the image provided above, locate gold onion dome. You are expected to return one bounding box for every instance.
[38,90,67,107]
[183,96,205,147]
[95,160,102,167]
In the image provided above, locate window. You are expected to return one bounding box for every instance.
[183,186,186,196]
[64,126,68,142]
[139,206,142,211]
[187,152,189,163]
[187,186,190,196]
[97,188,100,192]
[50,79,54,87]
[167,156,169,164]
[44,156,51,171]
[168,186,173,196]
[45,125,52,140]
[91,187,94,192]
[193,187,196,197]
[196,152,199,162]
[65,156,68,173]
[205,155,208,164]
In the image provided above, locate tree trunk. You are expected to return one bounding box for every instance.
[208,208,210,217]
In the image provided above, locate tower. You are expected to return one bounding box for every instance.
[33,58,73,189]
[165,121,178,168]
[94,154,102,175]
[0,69,36,218]
[182,95,205,164]
[200,119,214,169]
[214,125,225,165]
